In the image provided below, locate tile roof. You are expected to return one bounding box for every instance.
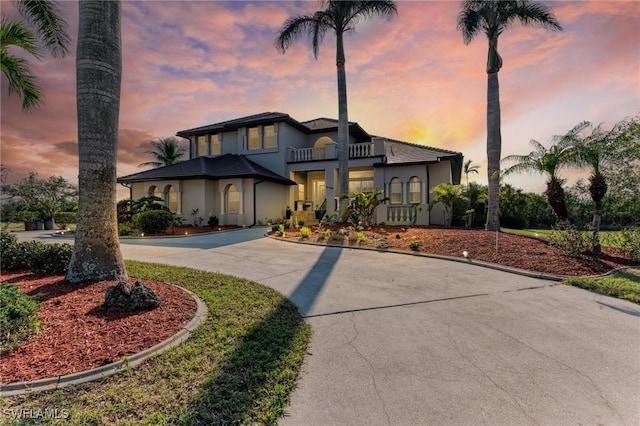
[117,154,296,185]
[176,112,308,137]
[378,138,462,165]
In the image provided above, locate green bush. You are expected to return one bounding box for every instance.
[54,211,77,229]
[30,243,73,275]
[132,210,174,234]
[0,284,41,352]
[549,225,589,258]
[299,226,311,239]
[0,231,72,274]
[610,228,640,262]
[119,224,132,236]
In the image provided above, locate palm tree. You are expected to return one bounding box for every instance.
[66,0,127,283]
[275,0,397,215]
[463,159,479,191]
[1,0,70,111]
[565,120,629,254]
[502,123,587,225]
[139,137,187,168]
[457,0,562,231]
[429,183,466,227]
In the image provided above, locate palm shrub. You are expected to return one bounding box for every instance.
[342,189,387,226]
[0,284,41,352]
[429,183,467,227]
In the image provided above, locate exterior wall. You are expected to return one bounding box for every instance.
[427,160,454,226]
[181,180,207,224]
[376,165,429,225]
[255,181,290,224]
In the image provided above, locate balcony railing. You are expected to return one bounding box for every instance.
[288,142,377,163]
[386,205,417,225]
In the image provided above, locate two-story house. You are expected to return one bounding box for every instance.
[117,112,463,226]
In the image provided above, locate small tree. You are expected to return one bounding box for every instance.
[3,172,77,222]
[429,183,466,227]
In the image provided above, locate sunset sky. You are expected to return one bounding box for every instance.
[1,0,638,198]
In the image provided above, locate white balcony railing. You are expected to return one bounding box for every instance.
[289,142,376,163]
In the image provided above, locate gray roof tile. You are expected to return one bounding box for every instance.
[118,154,296,185]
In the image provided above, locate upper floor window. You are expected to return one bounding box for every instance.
[409,177,421,204]
[264,125,276,148]
[390,178,402,204]
[197,135,208,156]
[211,134,221,155]
[248,127,260,150]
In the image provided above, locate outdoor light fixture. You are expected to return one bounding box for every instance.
[462,250,469,258]
[141,233,144,237]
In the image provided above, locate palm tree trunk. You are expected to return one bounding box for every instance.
[67,0,127,283]
[336,31,350,217]
[485,70,501,231]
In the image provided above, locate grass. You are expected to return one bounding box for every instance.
[502,228,624,249]
[564,268,640,304]
[0,260,311,425]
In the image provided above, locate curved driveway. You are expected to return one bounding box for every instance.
[22,229,640,425]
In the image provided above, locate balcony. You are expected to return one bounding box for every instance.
[288,141,380,163]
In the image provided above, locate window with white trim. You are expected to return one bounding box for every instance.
[211,134,221,155]
[248,127,260,150]
[197,135,208,156]
[165,185,179,213]
[390,178,402,204]
[264,125,276,148]
[409,177,421,204]
[348,169,374,194]
[227,185,240,213]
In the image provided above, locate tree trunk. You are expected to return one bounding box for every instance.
[485,70,501,231]
[66,0,127,283]
[544,178,569,226]
[589,172,607,255]
[336,31,350,218]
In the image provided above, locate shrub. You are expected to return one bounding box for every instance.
[132,210,174,234]
[0,284,41,352]
[30,243,73,275]
[299,226,311,239]
[611,228,640,262]
[1,231,36,271]
[409,236,420,250]
[549,225,589,258]
[54,211,77,229]
[119,224,132,236]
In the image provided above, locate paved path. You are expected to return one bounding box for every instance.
[18,229,640,425]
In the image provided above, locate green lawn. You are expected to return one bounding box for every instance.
[1,261,311,425]
[564,268,640,304]
[502,228,624,249]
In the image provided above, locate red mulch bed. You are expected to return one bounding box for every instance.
[0,273,196,384]
[150,225,240,236]
[280,226,638,276]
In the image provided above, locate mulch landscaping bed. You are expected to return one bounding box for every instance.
[0,272,196,384]
[279,226,638,276]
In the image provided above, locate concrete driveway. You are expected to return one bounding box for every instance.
[18,229,640,425]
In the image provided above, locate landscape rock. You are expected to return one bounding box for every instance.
[103,280,161,311]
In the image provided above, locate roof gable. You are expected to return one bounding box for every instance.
[378,138,461,165]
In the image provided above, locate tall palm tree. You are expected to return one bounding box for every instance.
[139,137,187,168]
[275,0,397,214]
[0,0,70,111]
[457,0,562,231]
[502,123,586,225]
[463,159,479,191]
[66,0,127,283]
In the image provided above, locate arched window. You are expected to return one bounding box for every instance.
[148,185,162,200]
[409,177,421,204]
[313,136,333,160]
[227,185,239,213]
[390,178,402,204]
[164,185,179,213]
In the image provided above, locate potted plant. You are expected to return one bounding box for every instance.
[16,211,39,231]
[208,214,219,227]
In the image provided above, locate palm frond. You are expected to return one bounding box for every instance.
[0,18,40,57]
[0,48,42,110]
[15,0,70,57]
[274,15,322,55]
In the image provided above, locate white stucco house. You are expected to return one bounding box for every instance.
[117,112,463,226]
